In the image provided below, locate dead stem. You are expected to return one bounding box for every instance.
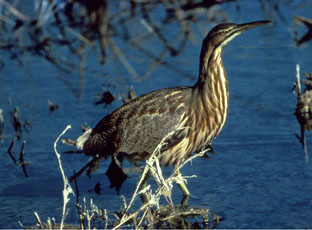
[53,125,75,230]
[108,37,140,80]
[294,64,310,162]
[114,126,209,229]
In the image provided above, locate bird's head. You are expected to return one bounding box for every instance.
[198,20,271,75]
[205,20,271,49]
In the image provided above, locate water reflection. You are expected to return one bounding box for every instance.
[293,16,312,46]
[1,0,312,229]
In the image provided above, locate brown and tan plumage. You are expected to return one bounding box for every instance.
[74,20,270,195]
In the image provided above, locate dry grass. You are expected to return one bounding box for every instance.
[28,125,223,229]
[294,64,312,162]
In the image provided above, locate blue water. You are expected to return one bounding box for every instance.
[1,1,312,228]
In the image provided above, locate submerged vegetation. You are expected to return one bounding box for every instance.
[0,0,302,97]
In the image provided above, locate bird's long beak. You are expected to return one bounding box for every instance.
[236,20,271,33]
[220,20,271,48]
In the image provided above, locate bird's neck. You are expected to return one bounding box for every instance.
[190,45,229,135]
[194,45,229,104]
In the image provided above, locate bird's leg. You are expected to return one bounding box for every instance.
[139,169,150,203]
[181,194,189,205]
[176,168,190,195]
[176,168,190,205]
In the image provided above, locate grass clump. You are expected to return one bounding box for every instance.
[28,125,223,229]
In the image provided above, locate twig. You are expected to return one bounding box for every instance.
[78,40,87,98]
[296,64,301,99]
[108,37,140,80]
[7,139,17,165]
[0,0,30,21]
[33,212,43,229]
[123,164,151,214]
[73,171,80,205]
[113,201,150,229]
[137,205,149,227]
[0,108,4,137]
[64,26,93,45]
[19,140,29,178]
[140,4,177,56]
[129,35,194,81]
[53,125,75,230]
[122,128,184,214]
[115,126,207,229]
[296,64,308,162]
[142,48,168,81]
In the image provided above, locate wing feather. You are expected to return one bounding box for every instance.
[83,87,190,159]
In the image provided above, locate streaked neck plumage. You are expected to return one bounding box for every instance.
[191,37,229,139]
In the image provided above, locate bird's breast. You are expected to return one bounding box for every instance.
[159,83,229,166]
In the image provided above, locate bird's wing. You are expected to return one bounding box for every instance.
[117,86,190,156]
[83,87,190,159]
[118,105,186,156]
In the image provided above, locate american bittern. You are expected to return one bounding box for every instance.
[73,20,270,197]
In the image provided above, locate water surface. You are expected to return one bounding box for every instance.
[1,1,312,228]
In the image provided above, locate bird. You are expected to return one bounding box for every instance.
[72,20,270,198]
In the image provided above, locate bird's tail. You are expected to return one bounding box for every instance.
[76,128,92,149]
